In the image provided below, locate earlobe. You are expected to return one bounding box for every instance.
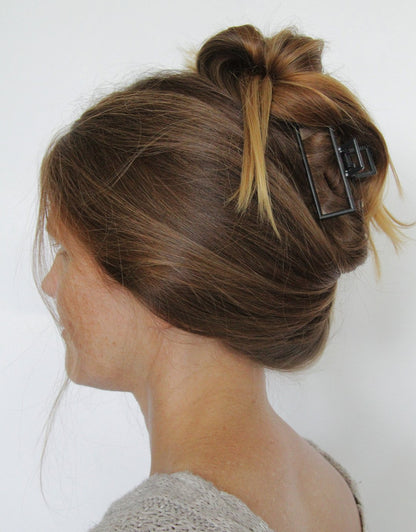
[151,313,172,331]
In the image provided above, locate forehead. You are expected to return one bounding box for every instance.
[45,215,77,252]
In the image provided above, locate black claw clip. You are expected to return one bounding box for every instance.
[293,125,377,220]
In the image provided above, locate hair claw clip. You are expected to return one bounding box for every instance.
[293,125,377,220]
[338,137,377,179]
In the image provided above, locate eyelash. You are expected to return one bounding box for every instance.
[51,241,68,258]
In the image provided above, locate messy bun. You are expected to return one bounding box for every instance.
[196,24,404,274]
[35,24,409,371]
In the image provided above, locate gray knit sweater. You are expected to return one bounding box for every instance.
[89,443,365,532]
[89,471,274,531]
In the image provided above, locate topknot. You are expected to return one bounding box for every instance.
[196,24,324,94]
[196,24,269,97]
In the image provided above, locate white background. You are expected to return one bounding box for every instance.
[1,1,415,531]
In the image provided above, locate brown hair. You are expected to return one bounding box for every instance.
[34,24,410,373]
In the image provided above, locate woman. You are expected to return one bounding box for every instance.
[35,24,406,531]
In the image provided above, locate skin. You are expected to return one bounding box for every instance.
[42,220,362,532]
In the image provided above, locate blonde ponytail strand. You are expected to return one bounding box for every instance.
[231,73,280,237]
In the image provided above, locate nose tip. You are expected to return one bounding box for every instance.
[41,269,56,298]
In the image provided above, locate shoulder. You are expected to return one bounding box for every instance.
[88,471,273,532]
[302,439,365,532]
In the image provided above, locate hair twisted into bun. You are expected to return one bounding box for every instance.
[196,25,407,274]
[35,24,410,371]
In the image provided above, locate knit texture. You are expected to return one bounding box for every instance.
[89,444,365,532]
[88,471,273,531]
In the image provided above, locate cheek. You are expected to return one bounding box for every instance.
[58,280,121,357]
[57,280,92,343]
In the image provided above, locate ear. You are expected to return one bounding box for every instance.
[151,314,173,331]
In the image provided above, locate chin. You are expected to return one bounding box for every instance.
[64,347,83,385]
[64,348,126,392]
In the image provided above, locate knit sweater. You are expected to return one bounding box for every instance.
[89,442,365,532]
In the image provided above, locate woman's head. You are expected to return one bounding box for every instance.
[35,24,405,373]
[40,216,169,391]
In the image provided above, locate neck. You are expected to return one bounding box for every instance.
[132,335,275,477]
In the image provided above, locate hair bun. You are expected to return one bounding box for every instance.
[196,24,324,97]
[196,24,268,98]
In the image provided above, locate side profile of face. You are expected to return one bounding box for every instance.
[41,220,165,392]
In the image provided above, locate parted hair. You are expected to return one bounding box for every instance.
[35,24,407,371]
